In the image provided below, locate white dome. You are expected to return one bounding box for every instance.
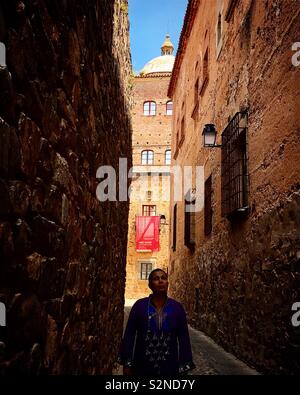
[140,54,175,75]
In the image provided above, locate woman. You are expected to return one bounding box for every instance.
[119,269,195,375]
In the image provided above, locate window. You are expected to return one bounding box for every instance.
[166,101,173,115]
[192,78,200,120]
[184,190,196,249]
[172,204,177,251]
[194,78,199,107]
[142,205,156,216]
[0,42,6,67]
[179,116,185,146]
[144,101,156,116]
[165,150,171,165]
[192,61,200,120]
[217,13,222,47]
[141,150,154,165]
[204,176,213,236]
[140,262,153,280]
[146,190,152,200]
[216,12,223,58]
[221,111,249,218]
[200,49,209,95]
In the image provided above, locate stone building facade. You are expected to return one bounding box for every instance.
[168,0,300,374]
[0,0,132,374]
[125,37,174,301]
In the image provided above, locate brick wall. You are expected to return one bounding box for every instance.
[169,0,300,374]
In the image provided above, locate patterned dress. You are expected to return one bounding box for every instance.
[119,296,195,375]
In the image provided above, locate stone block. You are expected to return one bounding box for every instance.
[0,179,11,215]
[0,118,20,177]
[8,181,31,217]
[13,219,32,257]
[18,114,41,179]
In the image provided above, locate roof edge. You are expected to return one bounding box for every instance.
[135,72,172,79]
[168,0,200,98]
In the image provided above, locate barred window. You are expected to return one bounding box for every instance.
[141,150,154,165]
[221,111,249,218]
[143,101,156,116]
[204,176,212,235]
[142,205,156,216]
[140,262,153,280]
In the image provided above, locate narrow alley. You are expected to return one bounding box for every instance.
[114,306,259,375]
[0,0,299,377]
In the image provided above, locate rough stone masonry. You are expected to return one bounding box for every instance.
[0,0,132,374]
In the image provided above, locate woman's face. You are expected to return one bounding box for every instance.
[149,270,169,293]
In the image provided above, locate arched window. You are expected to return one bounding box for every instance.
[166,101,173,116]
[0,42,6,67]
[144,101,156,116]
[165,150,171,165]
[141,150,154,165]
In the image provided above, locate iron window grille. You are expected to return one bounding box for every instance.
[221,111,249,218]
[142,205,156,216]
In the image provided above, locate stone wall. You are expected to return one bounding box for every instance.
[0,0,132,374]
[169,0,300,374]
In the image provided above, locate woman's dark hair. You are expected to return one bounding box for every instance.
[148,268,168,282]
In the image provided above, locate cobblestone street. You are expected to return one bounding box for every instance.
[188,326,258,375]
[115,306,259,375]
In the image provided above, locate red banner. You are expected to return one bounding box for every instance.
[136,216,160,252]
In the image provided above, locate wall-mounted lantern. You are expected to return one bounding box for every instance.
[160,214,167,226]
[202,124,222,148]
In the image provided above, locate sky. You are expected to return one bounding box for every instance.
[128,0,188,73]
